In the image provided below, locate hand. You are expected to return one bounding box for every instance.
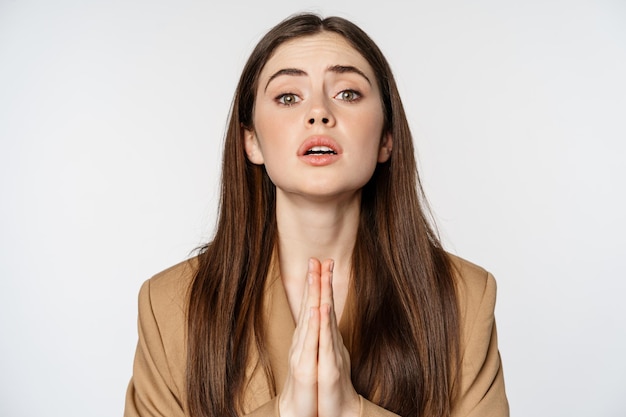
[318,259,360,417]
[279,258,360,417]
[278,259,321,417]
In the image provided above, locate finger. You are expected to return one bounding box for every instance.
[296,259,314,328]
[322,295,344,362]
[295,258,321,352]
[326,303,344,362]
[281,307,319,417]
[330,301,345,359]
[291,261,310,355]
[283,265,321,417]
[317,303,359,417]
[320,259,334,311]
[298,306,320,380]
[318,303,333,356]
[322,301,347,375]
[307,258,322,312]
[319,259,343,360]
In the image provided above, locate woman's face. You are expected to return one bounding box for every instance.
[244,32,392,201]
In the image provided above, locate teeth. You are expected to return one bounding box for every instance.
[310,146,333,152]
[306,146,336,155]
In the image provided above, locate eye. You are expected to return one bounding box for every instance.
[335,89,361,102]
[276,93,301,106]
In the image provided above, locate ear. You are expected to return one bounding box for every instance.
[243,127,265,165]
[377,132,393,163]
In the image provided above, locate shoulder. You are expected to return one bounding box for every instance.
[447,254,499,349]
[448,254,497,320]
[445,255,510,415]
[126,258,199,416]
[140,257,198,313]
[136,257,199,376]
[447,253,494,291]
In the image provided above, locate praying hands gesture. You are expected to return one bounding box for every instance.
[278,258,360,417]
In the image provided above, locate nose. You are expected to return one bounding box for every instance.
[308,117,330,125]
[306,96,335,127]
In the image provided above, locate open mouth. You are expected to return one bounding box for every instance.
[304,146,337,155]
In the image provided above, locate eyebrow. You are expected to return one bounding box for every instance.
[265,68,307,91]
[264,65,372,91]
[328,65,371,85]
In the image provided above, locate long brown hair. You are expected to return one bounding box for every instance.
[187,14,459,417]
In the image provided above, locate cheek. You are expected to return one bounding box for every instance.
[253,105,299,149]
[252,119,279,155]
[352,107,386,150]
[353,98,385,128]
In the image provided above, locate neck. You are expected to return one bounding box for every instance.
[275,190,361,286]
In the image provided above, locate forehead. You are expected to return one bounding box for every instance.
[260,32,374,79]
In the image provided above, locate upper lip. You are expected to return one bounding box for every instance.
[297,136,343,156]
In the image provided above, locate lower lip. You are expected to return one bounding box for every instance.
[299,153,340,166]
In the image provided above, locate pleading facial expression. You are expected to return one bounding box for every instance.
[244,32,392,201]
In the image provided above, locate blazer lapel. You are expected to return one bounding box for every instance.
[264,258,295,393]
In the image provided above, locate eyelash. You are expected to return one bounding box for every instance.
[275,93,301,106]
[274,89,363,106]
[335,89,362,102]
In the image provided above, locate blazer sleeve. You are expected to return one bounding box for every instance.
[452,272,509,417]
[124,280,186,417]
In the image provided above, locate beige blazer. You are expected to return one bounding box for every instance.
[124,255,509,416]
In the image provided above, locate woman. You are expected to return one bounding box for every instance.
[125,13,509,417]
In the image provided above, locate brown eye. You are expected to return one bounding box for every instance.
[277,93,300,106]
[336,90,360,102]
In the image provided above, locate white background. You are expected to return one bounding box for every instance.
[1,1,625,416]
